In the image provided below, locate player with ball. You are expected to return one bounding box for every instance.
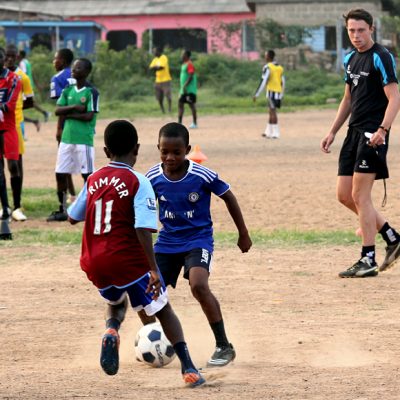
[67,120,205,387]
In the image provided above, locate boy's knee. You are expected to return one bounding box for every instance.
[190,282,210,300]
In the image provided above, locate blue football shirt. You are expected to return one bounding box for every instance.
[146,160,230,253]
[50,67,75,99]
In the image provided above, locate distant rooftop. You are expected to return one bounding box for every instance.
[0,0,252,17]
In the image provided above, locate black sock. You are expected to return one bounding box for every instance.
[362,246,376,263]
[210,319,229,348]
[57,190,66,212]
[379,222,400,245]
[105,318,120,331]
[0,169,9,212]
[173,341,196,373]
[10,176,22,209]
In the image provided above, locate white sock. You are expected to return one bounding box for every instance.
[264,123,273,137]
[272,124,280,138]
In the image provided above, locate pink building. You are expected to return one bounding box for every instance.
[15,0,257,58]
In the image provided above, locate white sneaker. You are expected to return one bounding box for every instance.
[189,122,198,129]
[12,208,27,221]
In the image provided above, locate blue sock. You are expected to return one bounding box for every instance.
[173,342,196,373]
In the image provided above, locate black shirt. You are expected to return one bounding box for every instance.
[344,43,398,130]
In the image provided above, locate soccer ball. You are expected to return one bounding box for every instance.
[134,322,176,367]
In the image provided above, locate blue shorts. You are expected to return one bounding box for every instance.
[155,248,213,288]
[99,272,168,316]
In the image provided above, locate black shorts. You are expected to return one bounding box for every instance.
[338,127,389,180]
[155,248,213,288]
[178,93,196,104]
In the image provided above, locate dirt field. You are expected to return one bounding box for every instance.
[2,110,400,399]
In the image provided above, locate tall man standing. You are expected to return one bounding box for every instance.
[321,8,400,277]
[149,47,172,114]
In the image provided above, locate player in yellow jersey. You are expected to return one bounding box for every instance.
[253,50,285,139]
[149,47,172,114]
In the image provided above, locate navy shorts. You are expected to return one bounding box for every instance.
[338,127,389,180]
[155,248,213,288]
[99,272,168,316]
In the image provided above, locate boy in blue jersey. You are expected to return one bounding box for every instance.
[146,122,252,367]
[50,48,76,204]
[321,8,400,277]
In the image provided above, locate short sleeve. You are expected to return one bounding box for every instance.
[208,174,230,197]
[133,173,158,231]
[67,184,88,221]
[22,73,33,98]
[56,87,68,106]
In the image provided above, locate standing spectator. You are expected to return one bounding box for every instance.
[50,48,76,204]
[253,50,285,139]
[149,47,172,114]
[3,44,32,221]
[320,8,400,277]
[0,47,22,222]
[47,58,99,222]
[178,50,198,129]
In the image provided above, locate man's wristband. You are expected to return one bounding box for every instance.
[379,125,390,134]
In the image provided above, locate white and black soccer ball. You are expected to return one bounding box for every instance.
[134,322,176,367]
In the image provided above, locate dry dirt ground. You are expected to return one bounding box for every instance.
[2,110,400,399]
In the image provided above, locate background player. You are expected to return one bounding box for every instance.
[4,44,34,221]
[50,48,76,204]
[253,50,285,139]
[149,47,172,114]
[178,50,198,129]
[146,122,252,367]
[67,119,205,387]
[47,58,99,222]
[0,46,22,223]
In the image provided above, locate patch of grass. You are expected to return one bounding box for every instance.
[215,229,366,247]
[1,227,365,249]
[1,228,82,246]
[19,188,59,218]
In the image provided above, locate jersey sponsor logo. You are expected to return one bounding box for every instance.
[360,71,369,76]
[188,192,199,202]
[147,198,156,210]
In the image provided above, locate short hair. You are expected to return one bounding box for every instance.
[19,50,26,58]
[76,57,92,74]
[104,120,138,156]
[343,8,373,27]
[58,48,74,65]
[183,50,191,58]
[159,122,189,147]
[267,50,275,60]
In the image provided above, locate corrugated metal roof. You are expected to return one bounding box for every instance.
[0,1,251,17]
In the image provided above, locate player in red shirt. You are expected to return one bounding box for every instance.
[67,120,205,387]
[0,47,21,222]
